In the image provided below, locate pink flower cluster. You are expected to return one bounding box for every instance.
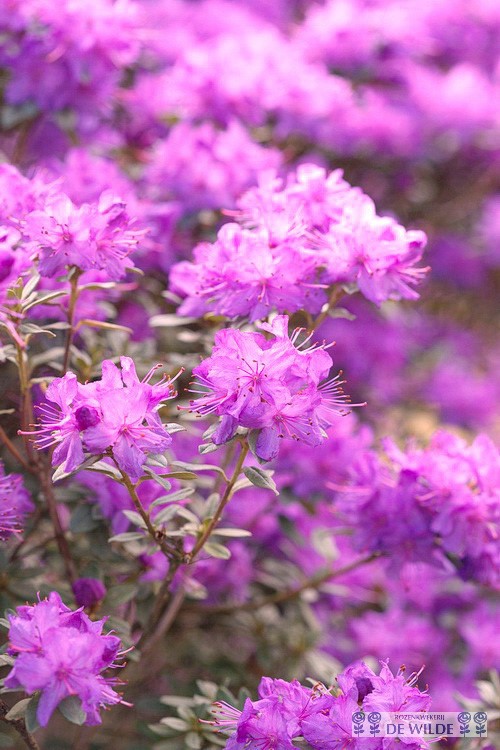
[171,164,427,320]
[0,461,33,540]
[31,357,177,480]
[190,316,355,460]
[5,592,123,726]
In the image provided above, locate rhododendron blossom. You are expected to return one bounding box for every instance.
[29,357,178,480]
[5,592,123,726]
[0,461,33,539]
[189,316,356,460]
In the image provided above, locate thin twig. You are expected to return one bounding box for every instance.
[187,441,249,562]
[187,552,382,615]
[13,340,35,464]
[117,466,175,560]
[0,698,40,750]
[135,441,250,654]
[62,271,81,374]
[0,426,33,473]
[39,459,77,584]
[311,284,346,332]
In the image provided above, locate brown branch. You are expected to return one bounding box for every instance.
[39,460,77,584]
[187,441,249,562]
[135,440,250,655]
[117,466,175,560]
[0,426,33,473]
[311,284,346,332]
[62,270,81,374]
[0,698,40,750]
[188,552,382,615]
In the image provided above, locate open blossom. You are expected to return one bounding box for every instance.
[5,592,123,726]
[29,357,178,481]
[189,315,357,461]
[170,222,326,321]
[0,461,34,540]
[23,190,144,279]
[336,431,500,586]
[145,119,282,212]
[240,164,428,305]
[171,163,427,321]
[216,661,431,750]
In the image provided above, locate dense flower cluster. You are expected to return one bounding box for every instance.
[0,0,498,745]
[216,661,431,749]
[171,164,428,320]
[24,190,144,279]
[145,120,282,212]
[5,592,123,726]
[189,316,355,460]
[30,357,177,480]
[0,0,141,119]
[0,461,33,539]
[335,431,500,587]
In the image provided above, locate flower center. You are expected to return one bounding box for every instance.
[75,405,100,431]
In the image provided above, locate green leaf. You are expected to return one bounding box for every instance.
[103,584,138,608]
[53,455,102,483]
[23,290,68,311]
[212,528,252,538]
[243,466,279,495]
[146,453,170,468]
[198,442,219,455]
[77,318,132,333]
[160,695,195,708]
[58,695,86,725]
[328,306,356,321]
[24,695,40,734]
[86,460,122,480]
[153,504,184,525]
[164,423,186,434]
[20,323,56,337]
[160,717,189,731]
[172,461,228,481]
[150,314,198,327]
[185,732,202,749]
[78,282,117,292]
[174,507,199,523]
[108,531,145,543]
[5,698,31,721]
[20,273,41,300]
[70,504,100,533]
[143,468,172,491]
[203,542,231,560]
[161,471,197,481]
[157,487,195,504]
[122,510,147,529]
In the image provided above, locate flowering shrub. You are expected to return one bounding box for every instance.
[0,1,498,749]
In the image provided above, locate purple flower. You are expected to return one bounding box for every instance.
[300,693,366,750]
[72,578,107,609]
[189,315,356,461]
[217,662,432,750]
[23,191,144,279]
[171,163,427,320]
[362,661,431,714]
[29,357,178,481]
[0,461,34,540]
[334,430,499,586]
[145,119,282,212]
[5,592,123,726]
[170,222,326,321]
